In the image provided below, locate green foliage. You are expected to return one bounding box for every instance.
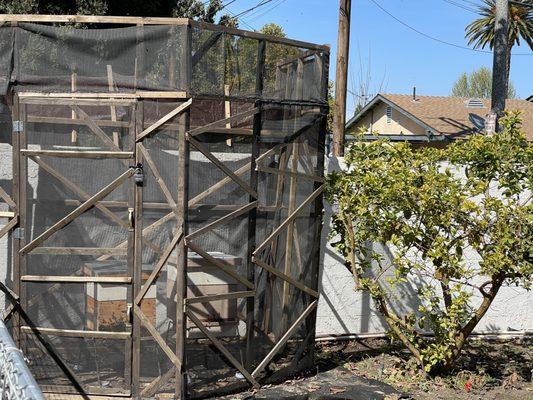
[326,111,532,375]
[0,0,232,24]
[451,67,516,99]
[465,0,533,51]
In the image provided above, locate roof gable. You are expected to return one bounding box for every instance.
[346,94,533,141]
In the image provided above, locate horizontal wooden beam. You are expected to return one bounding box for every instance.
[20,97,135,106]
[188,107,259,137]
[0,14,189,25]
[27,115,130,128]
[20,168,134,255]
[30,247,127,255]
[21,275,131,283]
[21,326,131,340]
[18,91,187,99]
[21,149,134,159]
[257,165,324,183]
[185,290,255,304]
[0,211,15,218]
[252,256,319,298]
[254,185,323,255]
[189,19,330,52]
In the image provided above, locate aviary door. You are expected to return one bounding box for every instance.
[16,94,137,397]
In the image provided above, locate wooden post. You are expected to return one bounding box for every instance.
[224,84,232,147]
[10,92,21,346]
[71,72,78,143]
[491,0,509,120]
[332,0,351,156]
[106,65,120,147]
[245,39,265,369]
[175,24,192,400]
[131,104,143,397]
[281,58,304,334]
[18,102,27,347]
[304,51,330,366]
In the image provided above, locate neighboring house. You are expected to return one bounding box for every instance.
[345,94,533,145]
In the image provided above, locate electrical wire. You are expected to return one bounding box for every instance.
[369,0,533,56]
[233,0,275,19]
[441,0,478,13]
[244,0,287,23]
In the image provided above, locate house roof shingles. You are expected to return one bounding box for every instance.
[356,94,533,141]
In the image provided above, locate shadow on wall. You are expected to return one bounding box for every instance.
[317,156,426,337]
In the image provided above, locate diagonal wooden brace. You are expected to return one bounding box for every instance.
[187,135,258,199]
[186,309,259,388]
[254,185,323,255]
[20,168,134,255]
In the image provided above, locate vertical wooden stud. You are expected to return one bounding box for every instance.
[10,92,20,346]
[131,103,143,397]
[71,72,78,143]
[175,22,192,400]
[245,39,265,369]
[106,65,120,147]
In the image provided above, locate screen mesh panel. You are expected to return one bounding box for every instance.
[0,19,328,399]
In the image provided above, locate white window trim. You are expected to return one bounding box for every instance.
[386,106,392,124]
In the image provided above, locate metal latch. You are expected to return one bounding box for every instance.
[128,208,134,230]
[13,227,24,239]
[126,304,133,324]
[13,121,23,133]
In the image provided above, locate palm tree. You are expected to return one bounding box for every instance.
[465,0,533,92]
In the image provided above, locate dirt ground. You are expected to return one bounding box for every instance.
[218,337,532,399]
[314,337,533,400]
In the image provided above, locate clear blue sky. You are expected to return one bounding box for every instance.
[223,0,533,118]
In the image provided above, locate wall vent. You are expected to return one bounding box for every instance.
[465,98,485,108]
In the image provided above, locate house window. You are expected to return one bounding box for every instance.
[386,106,392,123]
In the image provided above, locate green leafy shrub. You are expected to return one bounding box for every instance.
[326,111,532,375]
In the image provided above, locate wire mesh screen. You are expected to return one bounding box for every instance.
[0,18,328,399]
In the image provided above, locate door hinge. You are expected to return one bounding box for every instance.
[13,121,23,133]
[13,227,24,239]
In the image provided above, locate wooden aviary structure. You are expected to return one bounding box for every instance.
[0,14,329,400]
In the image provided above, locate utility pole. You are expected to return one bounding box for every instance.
[332,0,351,156]
[490,0,509,119]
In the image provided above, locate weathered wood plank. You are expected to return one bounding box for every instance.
[20,326,131,340]
[30,247,127,255]
[134,228,182,305]
[188,107,259,137]
[185,201,257,241]
[253,185,323,255]
[136,99,192,142]
[133,305,181,368]
[21,149,134,159]
[185,242,254,290]
[252,257,319,298]
[251,300,318,378]
[187,135,257,199]
[21,275,132,283]
[186,309,259,388]
[185,290,255,304]
[20,168,134,255]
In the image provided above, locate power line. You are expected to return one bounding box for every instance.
[368,0,532,56]
[233,0,275,19]
[441,0,478,13]
[244,0,287,23]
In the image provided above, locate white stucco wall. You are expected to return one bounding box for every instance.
[316,156,533,337]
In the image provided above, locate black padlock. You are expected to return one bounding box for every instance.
[133,163,144,185]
